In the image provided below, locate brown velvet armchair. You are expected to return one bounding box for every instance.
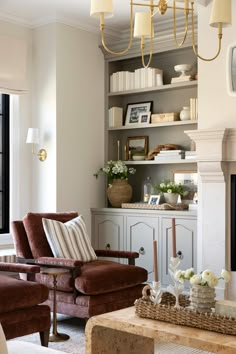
[12,212,148,319]
[0,262,50,346]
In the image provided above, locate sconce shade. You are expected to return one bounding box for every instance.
[90,0,113,18]
[209,0,232,28]
[26,128,39,144]
[134,12,154,38]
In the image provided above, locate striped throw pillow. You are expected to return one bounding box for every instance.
[42,215,97,262]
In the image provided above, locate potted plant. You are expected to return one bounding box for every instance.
[154,180,186,204]
[94,160,136,207]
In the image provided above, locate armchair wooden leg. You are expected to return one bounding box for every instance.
[40,328,50,347]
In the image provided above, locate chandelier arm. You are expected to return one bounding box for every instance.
[173,0,188,47]
[141,37,153,68]
[191,3,222,62]
[100,1,134,56]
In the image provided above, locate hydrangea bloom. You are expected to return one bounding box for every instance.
[94,160,136,182]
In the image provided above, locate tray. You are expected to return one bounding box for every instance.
[135,291,236,336]
[121,203,189,210]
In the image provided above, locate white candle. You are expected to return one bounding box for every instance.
[153,240,158,282]
[172,218,177,257]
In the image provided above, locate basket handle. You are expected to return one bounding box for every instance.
[142,284,152,300]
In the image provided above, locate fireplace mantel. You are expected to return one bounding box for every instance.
[185,128,236,299]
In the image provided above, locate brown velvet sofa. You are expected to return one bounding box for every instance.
[12,212,148,319]
[0,262,50,346]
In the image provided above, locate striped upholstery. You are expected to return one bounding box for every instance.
[42,215,97,262]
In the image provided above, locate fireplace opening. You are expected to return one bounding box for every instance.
[231,175,236,271]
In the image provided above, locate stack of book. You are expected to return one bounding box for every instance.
[134,67,163,89]
[109,67,163,92]
[110,71,134,92]
[171,75,193,84]
[190,97,198,120]
[154,150,185,161]
[108,107,123,128]
[185,151,197,160]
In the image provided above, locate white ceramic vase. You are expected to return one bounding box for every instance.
[163,193,179,204]
[180,106,190,121]
[190,284,215,313]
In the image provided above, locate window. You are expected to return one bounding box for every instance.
[0,94,9,233]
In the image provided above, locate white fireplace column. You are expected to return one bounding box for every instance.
[186,128,236,299]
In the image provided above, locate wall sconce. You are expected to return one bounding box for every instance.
[26,128,47,162]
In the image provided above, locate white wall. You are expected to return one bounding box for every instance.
[55,24,105,233]
[198,2,236,130]
[31,23,105,236]
[32,24,57,212]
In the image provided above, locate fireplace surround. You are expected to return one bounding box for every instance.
[186,128,236,299]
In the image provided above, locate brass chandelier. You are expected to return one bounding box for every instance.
[90,0,232,67]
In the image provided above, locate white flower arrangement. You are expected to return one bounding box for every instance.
[175,268,231,288]
[94,160,136,183]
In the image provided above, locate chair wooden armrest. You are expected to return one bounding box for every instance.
[95,250,139,265]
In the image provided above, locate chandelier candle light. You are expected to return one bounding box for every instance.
[90,0,232,67]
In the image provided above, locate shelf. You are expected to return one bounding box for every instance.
[108,81,198,97]
[108,120,198,131]
[125,159,197,165]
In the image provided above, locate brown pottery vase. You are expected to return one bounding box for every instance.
[107,179,132,208]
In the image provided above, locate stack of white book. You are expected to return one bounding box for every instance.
[190,97,198,120]
[134,67,163,89]
[185,151,197,160]
[108,107,123,128]
[154,150,185,161]
[171,75,193,84]
[110,71,135,92]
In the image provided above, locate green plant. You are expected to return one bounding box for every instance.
[154,180,186,196]
[94,160,136,183]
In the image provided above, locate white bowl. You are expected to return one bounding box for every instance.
[174,64,192,76]
[132,155,146,161]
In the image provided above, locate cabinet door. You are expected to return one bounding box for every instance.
[126,216,159,283]
[93,214,124,262]
[161,217,197,287]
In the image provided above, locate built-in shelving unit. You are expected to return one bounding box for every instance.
[105,46,198,202]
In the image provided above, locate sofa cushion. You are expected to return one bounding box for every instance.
[42,215,97,262]
[74,260,147,295]
[23,212,78,258]
[0,275,49,314]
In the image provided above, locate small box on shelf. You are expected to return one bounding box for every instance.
[151,112,179,123]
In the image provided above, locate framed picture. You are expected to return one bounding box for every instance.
[173,170,198,201]
[125,101,153,126]
[148,195,160,205]
[139,111,151,124]
[126,136,148,160]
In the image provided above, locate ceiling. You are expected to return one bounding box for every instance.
[0,1,208,34]
[0,0,139,33]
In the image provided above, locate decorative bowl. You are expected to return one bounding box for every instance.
[174,64,192,77]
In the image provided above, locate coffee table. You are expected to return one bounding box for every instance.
[85,306,236,354]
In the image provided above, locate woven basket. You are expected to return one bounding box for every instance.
[135,291,236,336]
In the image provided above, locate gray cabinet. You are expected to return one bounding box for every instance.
[126,216,159,282]
[93,214,124,262]
[91,208,197,286]
[161,217,197,287]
